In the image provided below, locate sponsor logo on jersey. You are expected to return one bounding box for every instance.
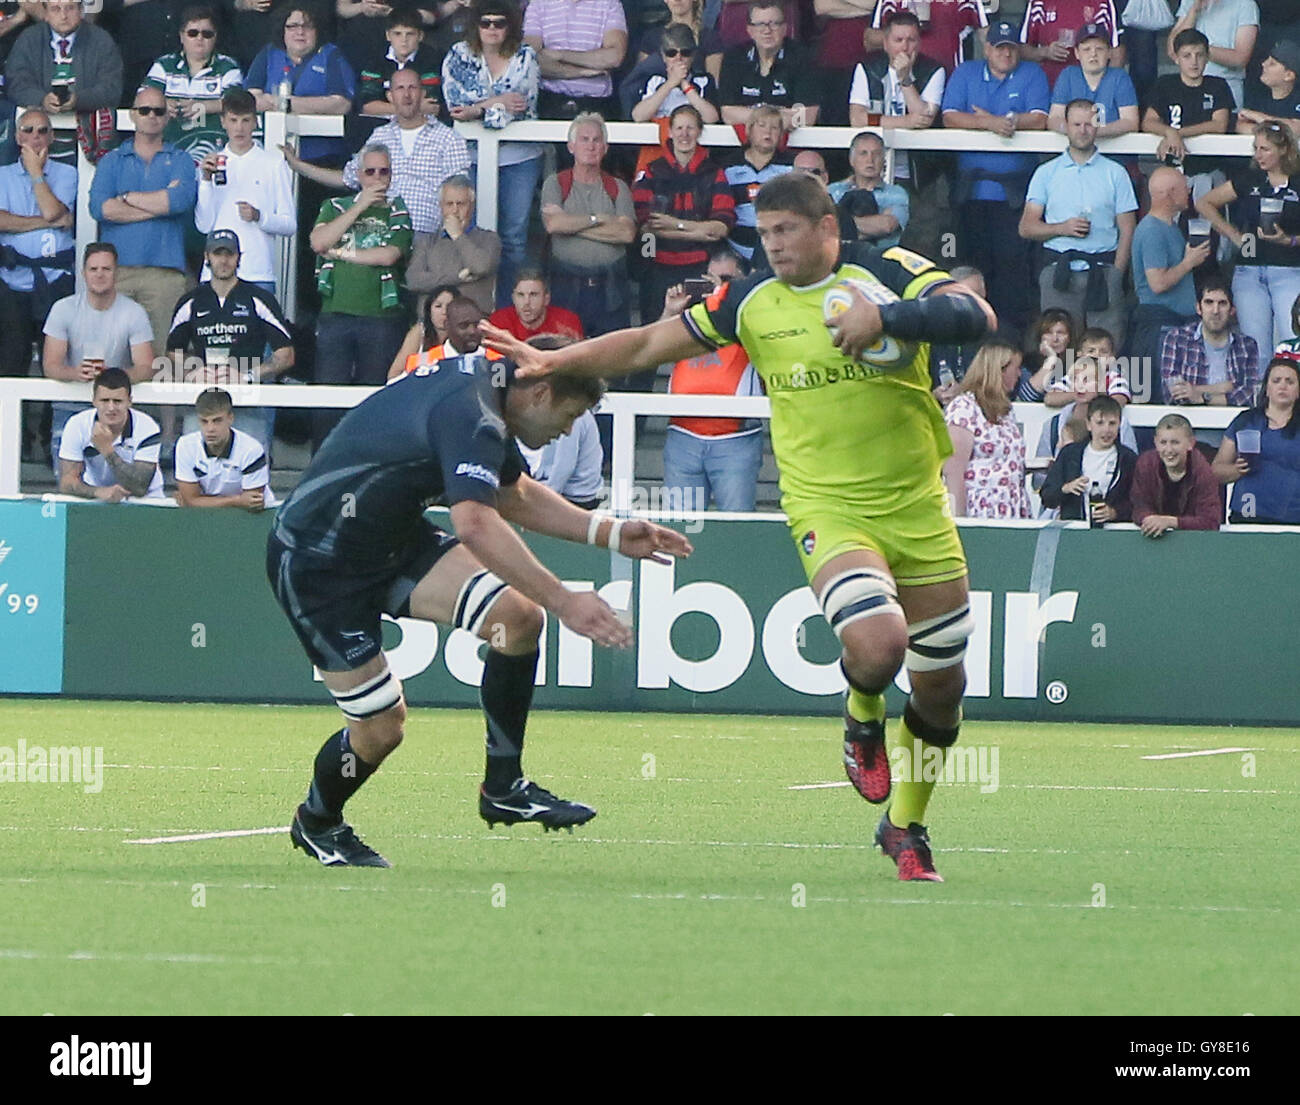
[759,328,808,340]
[801,530,816,556]
[455,462,499,488]
[881,246,934,275]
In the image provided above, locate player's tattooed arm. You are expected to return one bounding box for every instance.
[102,451,157,498]
[58,460,128,502]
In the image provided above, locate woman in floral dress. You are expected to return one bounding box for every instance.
[942,335,1031,519]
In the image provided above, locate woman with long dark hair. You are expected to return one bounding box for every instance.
[1214,355,1300,523]
[387,283,460,378]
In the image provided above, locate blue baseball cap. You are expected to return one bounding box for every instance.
[988,20,1020,47]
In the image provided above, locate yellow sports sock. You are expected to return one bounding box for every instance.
[846,688,885,724]
[889,713,944,828]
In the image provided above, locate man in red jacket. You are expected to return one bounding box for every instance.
[1131,413,1224,536]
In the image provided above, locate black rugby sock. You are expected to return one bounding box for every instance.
[303,728,378,824]
[481,649,538,794]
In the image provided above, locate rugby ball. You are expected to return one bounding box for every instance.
[823,279,918,371]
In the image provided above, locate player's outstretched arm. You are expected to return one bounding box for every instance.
[481,315,709,381]
[450,498,632,649]
[498,474,693,563]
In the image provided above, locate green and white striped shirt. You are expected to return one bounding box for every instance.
[144,52,244,101]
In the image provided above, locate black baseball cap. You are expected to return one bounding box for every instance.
[1268,39,1300,77]
[1078,23,1109,45]
[205,228,240,254]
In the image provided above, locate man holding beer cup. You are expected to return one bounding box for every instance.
[41,242,155,467]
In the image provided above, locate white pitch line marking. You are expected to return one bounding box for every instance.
[123,826,288,845]
[2,948,289,965]
[1141,747,1256,760]
[788,781,851,790]
[788,781,1290,795]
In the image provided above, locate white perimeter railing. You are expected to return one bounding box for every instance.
[6,119,1257,505]
[451,122,1257,235]
[51,113,1255,255]
[0,377,1244,509]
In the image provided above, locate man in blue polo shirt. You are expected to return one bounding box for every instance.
[88,84,198,357]
[941,18,1050,334]
[1021,98,1138,349]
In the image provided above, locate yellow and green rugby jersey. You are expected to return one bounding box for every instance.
[683,245,954,514]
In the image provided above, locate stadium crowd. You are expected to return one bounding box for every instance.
[3,0,1300,524]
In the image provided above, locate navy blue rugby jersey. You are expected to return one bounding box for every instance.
[273,355,526,566]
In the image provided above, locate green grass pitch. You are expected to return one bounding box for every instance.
[0,700,1295,1015]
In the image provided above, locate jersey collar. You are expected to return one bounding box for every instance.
[788,268,841,293]
[203,431,235,460]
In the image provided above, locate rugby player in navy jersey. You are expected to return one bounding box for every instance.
[268,342,692,866]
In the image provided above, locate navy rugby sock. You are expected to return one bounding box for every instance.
[481,649,538,794]
[303,728,377,824]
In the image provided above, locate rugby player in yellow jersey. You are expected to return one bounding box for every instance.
[483,174,995,881]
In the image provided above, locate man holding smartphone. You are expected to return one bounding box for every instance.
[5,1,124,123]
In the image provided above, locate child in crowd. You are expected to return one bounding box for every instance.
[1040,394,1138,523]
[1130,413,1223,536]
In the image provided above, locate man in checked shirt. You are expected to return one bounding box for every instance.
[281,66,470,241]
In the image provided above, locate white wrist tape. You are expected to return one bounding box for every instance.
[587,514,625,550]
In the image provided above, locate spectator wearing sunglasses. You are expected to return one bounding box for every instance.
[634,0,724,82]
[309,141,414,449]
[144,5,245,165]
[442,0,540,304]
[93,0,196,105]
[621,23,720,122]
[88,85,199,357]
[0,108,76,382]
[282,66,470,236]
[5,0,123,118]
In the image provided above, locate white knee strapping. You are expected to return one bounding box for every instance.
[905,604,974,672]
[331,666,402,721]
[453,569,510,637]
[818,568,902,640]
